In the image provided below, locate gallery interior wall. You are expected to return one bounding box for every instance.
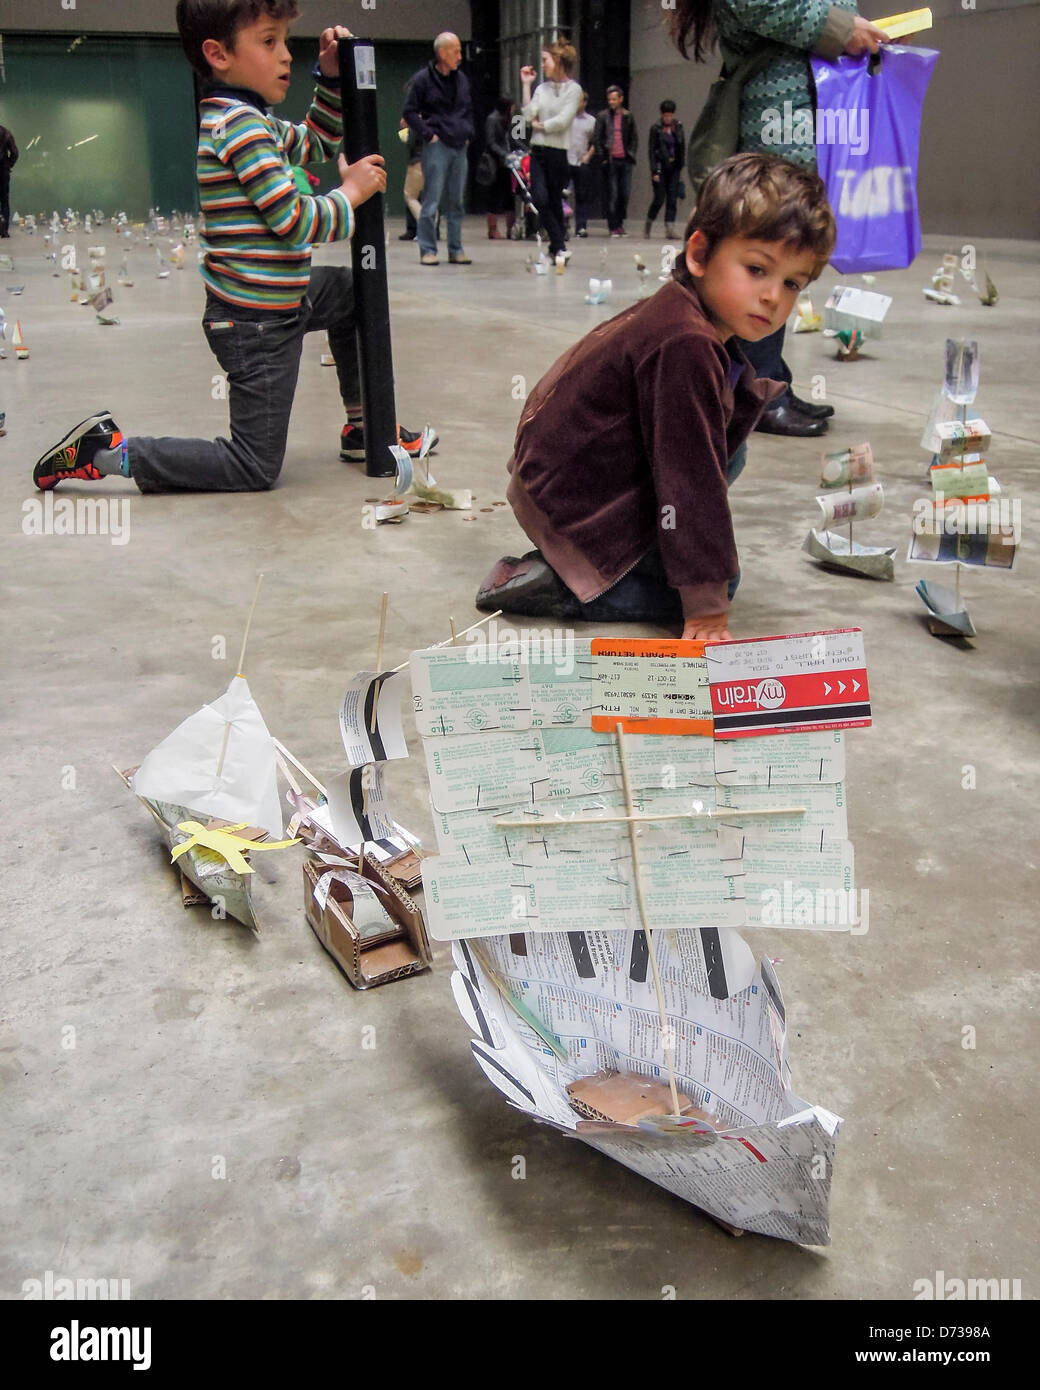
[628,0,1040,241]
[0,33,432,219]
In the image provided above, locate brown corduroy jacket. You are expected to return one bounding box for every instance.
[507,277,784,617]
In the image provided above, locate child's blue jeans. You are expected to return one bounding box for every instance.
[129,265,359,492]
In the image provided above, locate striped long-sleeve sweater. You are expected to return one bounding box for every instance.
[197,79,353,309]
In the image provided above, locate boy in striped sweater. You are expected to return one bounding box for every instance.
[33,0,436,493]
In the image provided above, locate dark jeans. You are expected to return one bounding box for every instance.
[575,442,746,621]
[0,165,10,236]
[736,324,790,398]
[569,161,594,232]
[129,265,359,493]
[604,157,633,231]
[529,145,570,256]
[647,164,682,226]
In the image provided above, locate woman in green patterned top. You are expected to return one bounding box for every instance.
[669,2,889,436]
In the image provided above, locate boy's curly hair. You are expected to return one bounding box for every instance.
[674,153,836,285]
[176,0,300,79]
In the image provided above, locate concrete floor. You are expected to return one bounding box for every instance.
[1,218,1037,1301]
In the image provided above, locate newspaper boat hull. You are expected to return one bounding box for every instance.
[121,769,260,930]
[451,932,842,1246]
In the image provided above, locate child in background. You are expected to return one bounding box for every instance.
[476,154,835,640]
[34,0,436,494]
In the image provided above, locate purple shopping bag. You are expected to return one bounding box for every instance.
[812,46,939,274]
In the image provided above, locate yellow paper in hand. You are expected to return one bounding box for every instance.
[875,8,932,40]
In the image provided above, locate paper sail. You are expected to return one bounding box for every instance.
[915,581,976,638]
[451,936,842,1245]
[803,528,896,580]
[943,338,979,405]
[324,763,398,850]
[926,416,991,460]
[339,669,410,768]
[823,285,891,339]
[815,480,884,527]
[907,521,1016,570]
[929,457,990,502]
[131,675,283,838]
[818,442,874,489]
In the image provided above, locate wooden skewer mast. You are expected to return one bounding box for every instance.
[615,722,681,1117]
[216,572,264,778]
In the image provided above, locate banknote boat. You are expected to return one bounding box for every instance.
[803,441,896,580]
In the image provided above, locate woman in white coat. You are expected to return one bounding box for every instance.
[520,41,582,260]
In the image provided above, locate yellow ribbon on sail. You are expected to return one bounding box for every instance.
[171,821,299,876]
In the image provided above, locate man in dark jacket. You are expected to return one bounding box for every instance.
[644,101,685,239]
[594,87,637,236]
[404,33,475,266]
[0,125,18,239]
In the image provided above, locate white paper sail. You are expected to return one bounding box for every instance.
[815,481,884,528]
[131,675,282,837]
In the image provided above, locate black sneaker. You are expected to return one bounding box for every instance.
[475,551,581,618]
[340,422,439,462]
[33,411,123,490]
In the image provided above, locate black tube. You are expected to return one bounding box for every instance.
[339,36,397,478]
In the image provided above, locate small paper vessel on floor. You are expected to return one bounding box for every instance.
[803,441,895,580]
[908,339,1017,637]
[303,855,430,989]
[122,675,292,931]
[412,630,873,1242]
[281,659,431,987]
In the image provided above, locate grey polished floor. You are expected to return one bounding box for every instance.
[1,219,1036,1300]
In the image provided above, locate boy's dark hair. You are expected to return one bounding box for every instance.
[176,0,299,79]
[606,84,624,99]
[660,100,677,114]
[674,153,836,286]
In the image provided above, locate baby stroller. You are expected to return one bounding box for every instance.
[505,148,539,241]
[506,147,574,243]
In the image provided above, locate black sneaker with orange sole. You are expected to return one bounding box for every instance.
[339,422,438,463]
[33,411,123,490]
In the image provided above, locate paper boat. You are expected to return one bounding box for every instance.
[452,933,842,1245]
[804,443,894,581]
[909,340,1015,639]
[804,528,896,580]
[124,675,285,928]
[915,580,976,638]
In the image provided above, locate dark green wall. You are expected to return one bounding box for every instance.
[0,33,432,219]
[0,34,198,218]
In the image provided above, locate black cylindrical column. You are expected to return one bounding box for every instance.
[339,36,397,478]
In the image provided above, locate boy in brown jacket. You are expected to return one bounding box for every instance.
[476,153,836,640]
